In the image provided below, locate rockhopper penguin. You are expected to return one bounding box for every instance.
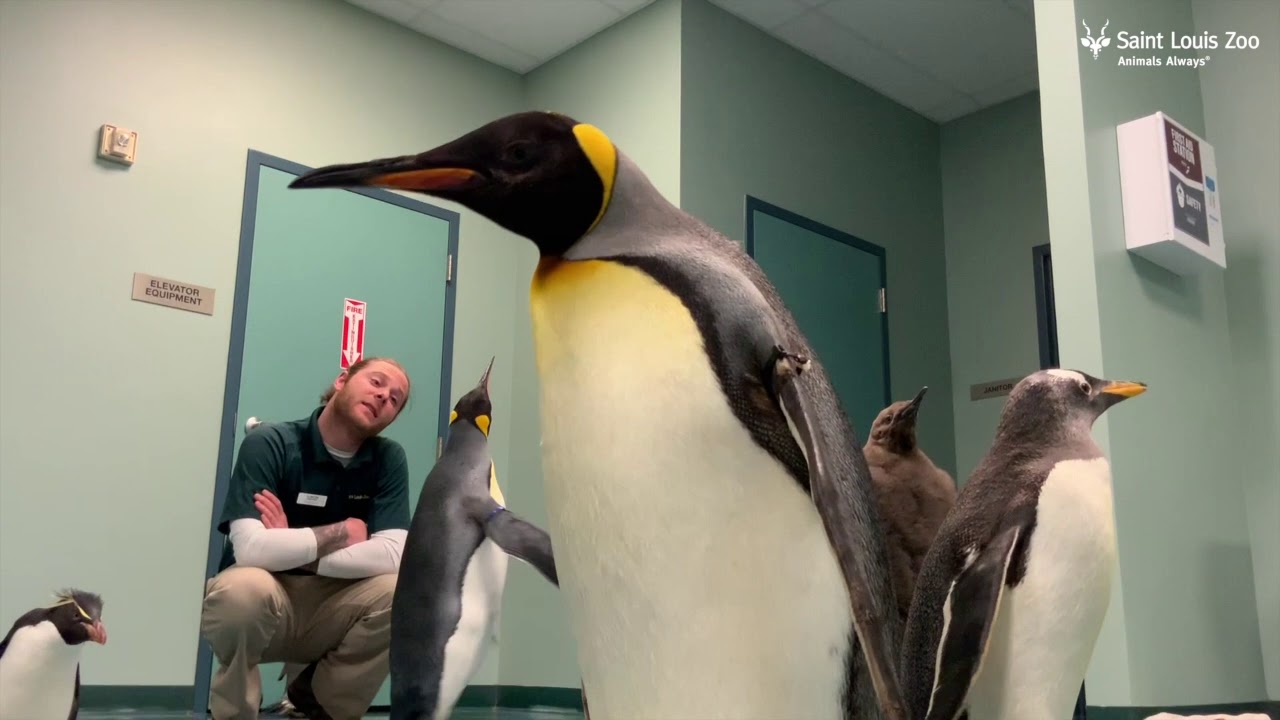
[0,589,106,720]
[388,358,558,720]
[863,386,956,636]
[289,111,907,720]
[899,368,1146,720]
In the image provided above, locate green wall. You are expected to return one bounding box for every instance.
[679,0,957,476]
[940,91,1050,482]
[502,0,685,689]
[1192,0,1280,700]
[0,0,525,687]
[1035,0,1267,705]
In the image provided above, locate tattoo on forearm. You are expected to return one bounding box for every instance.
[312,522,348,556]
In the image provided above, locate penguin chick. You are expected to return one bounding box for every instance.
[0,589,106,720]
[900,369,1146,720]
[863,386,956,635]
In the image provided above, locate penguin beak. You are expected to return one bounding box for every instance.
[1098,380,1147,407]
[88,620,107,645]
[898,386,927,424]
[479,356,495,396]
[289,152,482,193]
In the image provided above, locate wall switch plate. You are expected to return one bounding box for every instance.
[99,124,137,165]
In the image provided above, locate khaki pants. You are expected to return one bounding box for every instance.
[200,566,396,720]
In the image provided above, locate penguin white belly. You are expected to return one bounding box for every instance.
[433,539,508,720]
[967,457,1118,720]
[531,259,853,720]
[0,622,80,720]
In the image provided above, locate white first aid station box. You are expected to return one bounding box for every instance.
[1116,111,1225,275]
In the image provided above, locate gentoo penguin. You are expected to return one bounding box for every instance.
[388,358,558,720]
[863,386,957,637]
[899,368,1146,720]
[0,589,106,720]
[289,111,906,720]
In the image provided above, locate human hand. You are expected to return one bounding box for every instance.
[255,490,288,529]
[343,518,368,546]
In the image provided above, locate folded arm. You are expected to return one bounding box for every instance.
[315,528,407,578]
[229,517,368,570]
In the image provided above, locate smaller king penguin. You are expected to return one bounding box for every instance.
[863,386,956,636]
[389,358,559,720]
[900,369,1146,720]
[0,589,106,720]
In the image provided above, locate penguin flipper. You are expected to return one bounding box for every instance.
[69,665,80,720]
[768,345,907,720]
[923,520,1025,720]
[466,496,559,586]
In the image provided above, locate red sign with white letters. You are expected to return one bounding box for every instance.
[341,298,366,369]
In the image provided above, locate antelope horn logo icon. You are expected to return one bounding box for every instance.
[1081,19,1111,59]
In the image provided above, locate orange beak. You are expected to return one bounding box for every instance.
[88,620,107,645]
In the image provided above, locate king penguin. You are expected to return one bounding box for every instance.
[863,387,956,637]
[898,368,1146,720]
[388,358,558,720]
[289,111,906,720]
[0,589,106,720]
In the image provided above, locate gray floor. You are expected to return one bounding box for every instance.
[80,709,585,720]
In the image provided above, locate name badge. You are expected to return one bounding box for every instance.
[297,492,327,507]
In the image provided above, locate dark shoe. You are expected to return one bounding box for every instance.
[284,662,334,720]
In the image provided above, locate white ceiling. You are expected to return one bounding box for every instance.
[345,0,1039,123]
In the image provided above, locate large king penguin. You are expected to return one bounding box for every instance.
[291,111,906,720]
[390,359,558,720]
[0,589,106,720]
[898,368,1146,720]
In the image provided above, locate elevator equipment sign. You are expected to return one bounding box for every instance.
[1164,118,1209,246]
[341,298,366,369]
[1115,111,1225,276]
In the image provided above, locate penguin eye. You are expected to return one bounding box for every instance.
[503,142,535,167]
[1078,381,1091,395]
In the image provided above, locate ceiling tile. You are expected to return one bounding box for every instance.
[970,68,1039,107]
[926,94,983,123]
[818,0,1038,96]
[407,9,541,71]
[428,0,624,61]
[347,0,429,26]
[599,0,658,12]
[773,11,958,118]
[705,0,808,31]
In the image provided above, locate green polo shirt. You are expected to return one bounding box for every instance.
[216,406,411,572]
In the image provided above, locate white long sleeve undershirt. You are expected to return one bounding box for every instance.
[228,518,407,578]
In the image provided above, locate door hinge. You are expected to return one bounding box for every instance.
[437,436,443,459]
[878,287,886,313]
[446,254,454,283]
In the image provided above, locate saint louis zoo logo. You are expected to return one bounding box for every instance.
[1079,18,1262,68]
[1080,19,1111,59]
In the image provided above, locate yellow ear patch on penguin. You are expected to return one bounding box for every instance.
[476,415,491,436]
[450,410,458,424]
[572,123,617,233]
[75,603,91,621]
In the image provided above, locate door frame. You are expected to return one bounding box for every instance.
[190,149,461,717]
[1032,243,1060,369]
[742,195,892,408]
[1032,243,1086,719]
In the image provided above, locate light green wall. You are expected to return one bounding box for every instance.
[501,0,684,689]
[1036,0,1268,705]
[1192,0,1280,700]
[679,0,957,477]
[940,91,1050,482]
[0,0,524,687]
